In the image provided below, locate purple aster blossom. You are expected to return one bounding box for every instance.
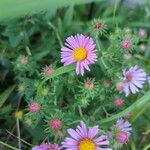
[62,121,111,150]
[61,34,97,75]
[32,142,61,150]
[115,118,132,136]
[114,118,132,144]
[122,65,146,96]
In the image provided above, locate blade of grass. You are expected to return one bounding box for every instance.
[0,141,19,150]
[0,85,16,107]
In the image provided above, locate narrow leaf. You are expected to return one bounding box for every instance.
[0,85,16,107]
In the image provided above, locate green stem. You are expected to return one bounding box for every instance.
[143,144,150,150]
[48,21,63,47]
[78,106,83,117]
[0,141,19,150]
[7,130,33,147]
[100,57,108,69]
[95,35,101,52]
[16,119,21,150]
[25,46,32,56]
[100,90,150,124]
[113,0,120,27]
[95,35,108,70]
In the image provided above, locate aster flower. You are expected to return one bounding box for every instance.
[114,118,132,144]
[115,118,132,135]
[122,65,146,96]
[32,142,61,150]
[62,121,111,150]
[61,34,97,75]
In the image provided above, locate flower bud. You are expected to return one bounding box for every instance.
[117,131,129,144]
[28,102,40,112]
[138,29,146,37]
[15,110,23,120]
[116,82,125,91]
[114,98,124,107]
[43,66,54,76]
[49,118,62,131]
[84,81,94,90]
[121,39,131,49]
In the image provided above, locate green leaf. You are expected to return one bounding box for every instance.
[0,105,11,115]
[130,103,150,122]
[63,5,74,26]
[0,141,19,150]
[100,90,150,124]
[0,85,16,107]
[0,0,105,22]
[3,23,22,47]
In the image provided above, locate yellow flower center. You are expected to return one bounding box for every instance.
[73,47,87,61]
[78,138,95,150]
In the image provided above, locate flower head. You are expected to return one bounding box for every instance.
[61,34,97,75]
[15,110,23,120]
[114,118,132,144]
[62,121,111,150]
[116,82,125,91]
[122,65,146,96]
[140,44,146,52]
[114,98,124,107]
[116,131,129,144]
[103,80,111,88]
[18,84,25,93]
[115,118,132,135]
[94,22,104,31]
[43,66,54,76]
[20,56,28,65]
[32,143,61,150]
[25,119,32,126]
[28,102,40,112]
[121,39,131,49]
[84,80,94,90]
[138,29,146,37]
[91,19,106,35]
[49,118,62,131]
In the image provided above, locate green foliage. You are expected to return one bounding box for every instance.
[0,0,150,150]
